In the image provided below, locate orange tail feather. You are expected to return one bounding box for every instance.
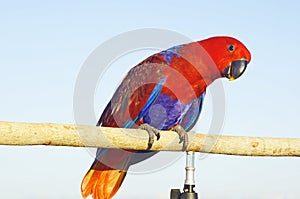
[81,161,127,199]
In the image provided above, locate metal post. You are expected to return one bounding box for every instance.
[170,151,198,199]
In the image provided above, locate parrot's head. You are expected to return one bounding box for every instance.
[200,36,251,80]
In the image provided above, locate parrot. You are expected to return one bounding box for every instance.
[81,36,251,199]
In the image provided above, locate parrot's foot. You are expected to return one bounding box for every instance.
[139,123,160,150]
[171,125,188,151]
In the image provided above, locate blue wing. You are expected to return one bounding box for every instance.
[122,77,166,128]
[179,92,205,131]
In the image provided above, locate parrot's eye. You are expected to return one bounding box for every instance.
[228,44,235,52]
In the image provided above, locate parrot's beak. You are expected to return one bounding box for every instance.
[223,59,248,80]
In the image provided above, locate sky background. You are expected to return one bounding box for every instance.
[1,0,300,198]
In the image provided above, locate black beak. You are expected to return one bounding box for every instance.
[223,59,248,80]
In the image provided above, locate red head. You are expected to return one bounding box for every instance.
[199,36,251,80]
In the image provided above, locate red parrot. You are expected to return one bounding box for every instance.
[81,36,251,199]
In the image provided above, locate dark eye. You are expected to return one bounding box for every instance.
[228,44,235,52]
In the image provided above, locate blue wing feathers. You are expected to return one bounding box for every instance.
[179,92,205,131]
[122,77,166,128]
[160,45,182,65]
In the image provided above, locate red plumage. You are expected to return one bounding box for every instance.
[81,36,251,199]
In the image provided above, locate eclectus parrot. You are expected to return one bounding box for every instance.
[81,36,251,199]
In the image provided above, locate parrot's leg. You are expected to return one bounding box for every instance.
[171,125,188,150]
[139,123,161,150]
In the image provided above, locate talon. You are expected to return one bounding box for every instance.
[171,125,188,151]
[139,124,161,150]
[156,133,160,140]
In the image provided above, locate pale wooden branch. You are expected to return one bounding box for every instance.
[0,121,299,156]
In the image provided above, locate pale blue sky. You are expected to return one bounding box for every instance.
[1,1,300,198]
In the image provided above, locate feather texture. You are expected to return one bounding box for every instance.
[81,36,251,199]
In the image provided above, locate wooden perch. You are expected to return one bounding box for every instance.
[0,121,299,156]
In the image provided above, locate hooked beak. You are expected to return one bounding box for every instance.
[222,59,248,80]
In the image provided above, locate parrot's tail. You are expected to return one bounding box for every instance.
[81,160,127,199]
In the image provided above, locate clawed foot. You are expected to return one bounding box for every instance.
[139,123,161,150]
[139,124,188,151]
[171,125,188,151]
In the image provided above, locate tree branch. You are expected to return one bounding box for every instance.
[0,121,299,156]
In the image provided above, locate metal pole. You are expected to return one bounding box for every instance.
[170,151,198,199]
